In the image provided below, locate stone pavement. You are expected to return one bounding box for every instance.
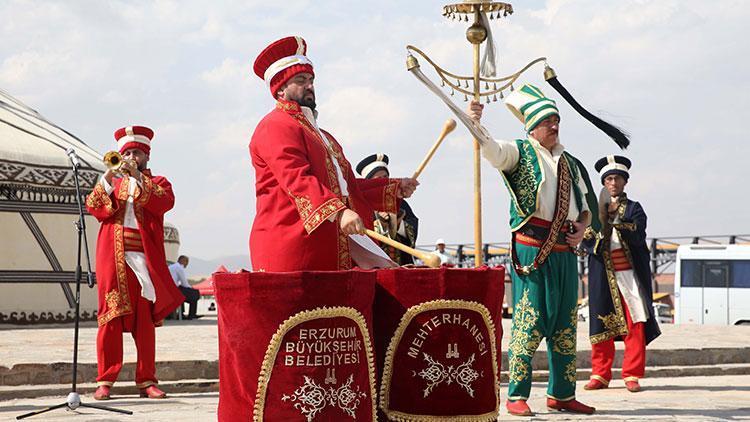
[2,317,750,392]
[1,375,749,421]
[0,317,220,367]
[2,317,750,367]
[1,314,750,404]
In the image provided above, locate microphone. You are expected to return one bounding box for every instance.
[65,147,81,168]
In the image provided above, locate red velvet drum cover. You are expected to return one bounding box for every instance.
[374,267,505,421]
[214,270,377,421]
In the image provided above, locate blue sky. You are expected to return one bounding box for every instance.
[1,0,747,262]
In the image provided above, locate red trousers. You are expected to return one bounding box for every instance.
[96,269,157,388]
[590,296,646,383]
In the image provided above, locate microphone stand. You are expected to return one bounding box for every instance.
[17,156,132,419]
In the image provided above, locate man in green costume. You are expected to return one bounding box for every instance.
[467,84,597,416]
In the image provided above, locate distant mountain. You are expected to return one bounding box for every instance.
[186,254,250,280]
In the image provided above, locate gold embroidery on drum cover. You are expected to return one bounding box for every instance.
[253,307,376,422]
[379,299,500,422]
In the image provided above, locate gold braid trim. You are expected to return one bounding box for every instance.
[589,232,629,344]
[97,222,133,326]
[276,100,299,112]
[116,177,130,201]
[289,191,314,221]
[583,226,596,241]
[546,393,576,401]
[137,175,152,206]
[511,157,572,276]
[383,179,400,214]
[285,109,352,267]
[379,300,500,422]
[252,306,377,422]
[85,183,114,214]
[336,213,353,270]
[326,134,354,180]
[613,222,636,232]
[135,380,156,389]
[293,114,347,196]
[303,197,346,234]
[136,174,167,205]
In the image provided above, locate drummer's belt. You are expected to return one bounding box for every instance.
[123,227,145,253]
[611,248,632,271]
[515,218,572,253]
[511,157,573,276]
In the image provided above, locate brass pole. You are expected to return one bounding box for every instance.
[471,8,484,267]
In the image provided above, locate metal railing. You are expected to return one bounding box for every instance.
[416,234,750,293]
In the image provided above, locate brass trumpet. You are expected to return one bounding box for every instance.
[103,151,126,174]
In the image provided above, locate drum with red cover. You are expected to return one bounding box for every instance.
[214,270,378,421]
[374,267,504,421]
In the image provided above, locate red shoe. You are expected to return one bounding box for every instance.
[584,378,608,390]
[547,398,595,414]
[93,385,111,400]
[139,385,167,399]
[506,399,534,416]
[625,380,641,392]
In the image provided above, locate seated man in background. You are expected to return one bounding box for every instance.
[168,255,201,320]
[432,238,454,266]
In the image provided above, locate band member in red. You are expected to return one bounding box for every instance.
[86,126,183,400]
[250,36,418,271]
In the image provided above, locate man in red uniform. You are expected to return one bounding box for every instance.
[86,126,183,400]
[250,36,418,271]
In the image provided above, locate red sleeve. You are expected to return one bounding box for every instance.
[85,183,119,222]
[355,178,401,214]
[253,119,346,234]
[136,175,175,217]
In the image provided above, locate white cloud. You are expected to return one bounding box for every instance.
[206,118,256,150]
[319,86,410,146]
[200,58,247,86]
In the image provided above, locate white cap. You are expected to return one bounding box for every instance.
[435,238,446,245]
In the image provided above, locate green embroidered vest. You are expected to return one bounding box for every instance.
[499,138,587,231]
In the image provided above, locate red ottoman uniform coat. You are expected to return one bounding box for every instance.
[86,172,183,326]
[250,99,401,272]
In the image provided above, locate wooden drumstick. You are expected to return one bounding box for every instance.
[412,118,457,180]
[365,229,441,268]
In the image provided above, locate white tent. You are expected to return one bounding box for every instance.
[0,91,100,323]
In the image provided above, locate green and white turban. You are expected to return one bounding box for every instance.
[504,84,560,132]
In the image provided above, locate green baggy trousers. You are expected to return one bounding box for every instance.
[507,243,579,401]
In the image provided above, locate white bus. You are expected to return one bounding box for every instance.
[674,245,750,325]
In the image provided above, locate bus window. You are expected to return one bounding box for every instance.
[731,260,750,288]
[680,260,702,287]
[703,261,729,288]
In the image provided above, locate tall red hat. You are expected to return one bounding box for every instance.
[253,36,314,98]
[114,126,153,155]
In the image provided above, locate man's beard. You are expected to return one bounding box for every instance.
[294,91,316,110]
[299,97,316,109]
